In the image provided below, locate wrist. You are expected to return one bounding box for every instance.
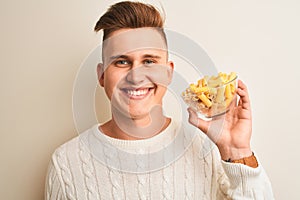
[218,146,252,161]
[218,146,259,168]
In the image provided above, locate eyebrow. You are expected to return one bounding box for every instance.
[142,54,162,59]
[109,54,161,62]
[109,54,162,61]
[109,55,129,60]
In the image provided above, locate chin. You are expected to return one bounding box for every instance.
[128,108,150,119]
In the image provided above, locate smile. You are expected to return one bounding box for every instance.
[121,87,155,100]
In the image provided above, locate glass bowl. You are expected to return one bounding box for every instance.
[182,73,238,119]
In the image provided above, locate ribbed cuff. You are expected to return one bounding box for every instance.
[221,159,262,189]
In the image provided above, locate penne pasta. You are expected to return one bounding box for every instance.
[198,93,212,108]
[182,72,237,118]
[208,76,223,88]
[215,87,225,103]
[202,78,208,87]
[225,84,233,99]
[226,96,233,107]
[197,79,203,87]
[230,83,235,94]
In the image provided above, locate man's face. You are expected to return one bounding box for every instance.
[98,28,174,120]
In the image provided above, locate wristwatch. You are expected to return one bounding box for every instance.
[225,152,259,168]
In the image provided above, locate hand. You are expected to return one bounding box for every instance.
[188,80,253,160]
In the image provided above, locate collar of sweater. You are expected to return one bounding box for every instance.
[92,118,178,154]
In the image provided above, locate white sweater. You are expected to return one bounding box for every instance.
[45,120,274,200]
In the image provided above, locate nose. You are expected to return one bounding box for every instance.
[126,64,147,85]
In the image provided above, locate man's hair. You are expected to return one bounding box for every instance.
[94,1,166,42]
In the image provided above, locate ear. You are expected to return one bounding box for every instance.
[97,63,105,87]
[166,61,174,83]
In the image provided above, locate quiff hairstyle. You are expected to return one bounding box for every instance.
[94,1,167,43]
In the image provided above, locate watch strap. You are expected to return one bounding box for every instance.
[225,152,259,168]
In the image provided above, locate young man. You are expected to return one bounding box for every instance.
[45,1,274,199]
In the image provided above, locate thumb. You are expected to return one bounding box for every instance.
[187,107,209,133]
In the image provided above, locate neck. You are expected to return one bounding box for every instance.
[100,107,171,140]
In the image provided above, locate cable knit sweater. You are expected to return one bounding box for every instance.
[45,120,274,200]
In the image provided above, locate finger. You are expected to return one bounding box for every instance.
[187,107,210,133]
[238,79,248,92]
[228,95,238,110]
[187,107,199,127]
[238,98,242,107]
[237,88,251,110]
[237,80,251,110]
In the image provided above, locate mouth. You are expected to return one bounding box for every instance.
[121,86,155,100]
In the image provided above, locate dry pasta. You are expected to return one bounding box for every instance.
[182,72,237,118]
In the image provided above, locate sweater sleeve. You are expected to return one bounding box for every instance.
[45,160,65,200]
[216,157,274,199]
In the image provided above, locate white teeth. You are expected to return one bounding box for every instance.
[127,89,149,96]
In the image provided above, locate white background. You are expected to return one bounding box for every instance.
[1,0,299,199]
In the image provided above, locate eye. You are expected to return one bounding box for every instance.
[143,59,156,65]
[115,60,131,67]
